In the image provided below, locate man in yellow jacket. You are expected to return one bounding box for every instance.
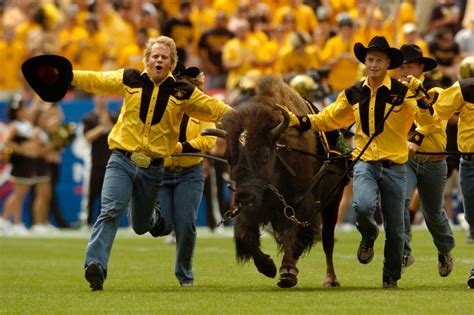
[402,57,474,289]
[288,36,439,289]
[22,36,232,291]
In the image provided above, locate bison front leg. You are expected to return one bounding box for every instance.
[276,227,299,288]
[234,218,277,278]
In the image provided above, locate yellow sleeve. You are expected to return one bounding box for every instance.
[308,91,355,131]
[187,121,217,153]
[183,89,233,122]
[432,82,465,121]
[72,70,125,96]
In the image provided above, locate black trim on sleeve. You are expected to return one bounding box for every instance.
[460,78,474,103]
[182,142,200,153]
[408,131,425,146]
[297,115,312,132]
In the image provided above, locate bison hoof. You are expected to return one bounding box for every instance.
[277,266,298,288]
[254,255,277,278]
[322,278,341,288]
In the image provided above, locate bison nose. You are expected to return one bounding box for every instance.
[235,191,256,206]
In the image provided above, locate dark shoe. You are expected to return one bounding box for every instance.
[438,253,453,277]
[401,254,415,273]
[468,274,474,289]
[149,215,165,237]
[357,238,375,264]
[85,263,104,291]
[382,275,398,289]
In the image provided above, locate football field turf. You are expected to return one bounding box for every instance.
[1,227,472,314]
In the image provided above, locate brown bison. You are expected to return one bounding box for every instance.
[205,75,349,288]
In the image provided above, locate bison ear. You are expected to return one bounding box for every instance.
[201,128,227,138]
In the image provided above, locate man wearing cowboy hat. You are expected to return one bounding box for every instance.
[403,58,474,289]
[288,35,440,288]
[398,44,455,278]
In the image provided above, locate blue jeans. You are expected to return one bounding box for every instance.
[85,151,164,274]
[159,163,205,284]
[403,158,454,256]
[353,160,406,280]
[459,157,474,275]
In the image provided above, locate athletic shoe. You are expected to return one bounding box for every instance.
[438,253,453,277]
[357,238,375,264]
[401,254,415,273]
[85,263,105,291]
[382,275,398,289]
[149,216,165,237]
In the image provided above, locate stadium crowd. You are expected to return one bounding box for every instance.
[0,0,473,288]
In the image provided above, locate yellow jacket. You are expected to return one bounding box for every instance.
[431,80,474,153]
[72,69,230,159]
[300,75,439,164]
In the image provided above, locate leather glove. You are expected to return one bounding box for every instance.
[401,75,428,101]
[287,110,312,132]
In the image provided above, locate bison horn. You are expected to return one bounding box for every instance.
[271,104,290,140]
[201,128,227,139]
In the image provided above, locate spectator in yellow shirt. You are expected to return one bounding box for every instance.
[0,25,27,101]
[320,14,359,93]
[222,19,260,90]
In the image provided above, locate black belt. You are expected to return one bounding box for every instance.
[115,149,163,166]
[164,164,199,173]
[462,155,473,161]
[367,160,401,168]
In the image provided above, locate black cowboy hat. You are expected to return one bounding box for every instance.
[21,55,73,102]
[400,44,437,72]
[353,36,403,69]
[173,61,201,78]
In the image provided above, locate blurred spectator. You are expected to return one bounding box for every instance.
[398,23,430,58]
[429,27,461,87]
[197,11,234,90]
[74,14,108,71]
[222,19,259,90]
[138,2,160,39]
[276,31,320,80]
[320,14,359,93]
[0,25,27,101]
[58,4,88,69]
[272,0,318,36]
[117,28,149,71]
[162,1,194,64]
[31,99,72,230]
[429,0,462,34]
[455,14,474,57]
[82,95,117,227]
[96,0,135,68]
[1,95,51,236]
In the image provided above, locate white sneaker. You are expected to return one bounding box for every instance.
[457,213,469,231]
[164,231,176,245]
[9,224,29,236]
[0,217,12,235]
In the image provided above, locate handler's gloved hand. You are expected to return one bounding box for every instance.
[401,75,427,100]
[287,110,312,132]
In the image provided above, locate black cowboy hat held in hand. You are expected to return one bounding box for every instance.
[353,36,404,70]
[400,44,438,72]
[21,55,73,102]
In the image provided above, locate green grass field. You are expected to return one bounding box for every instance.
[0,228,473,314]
